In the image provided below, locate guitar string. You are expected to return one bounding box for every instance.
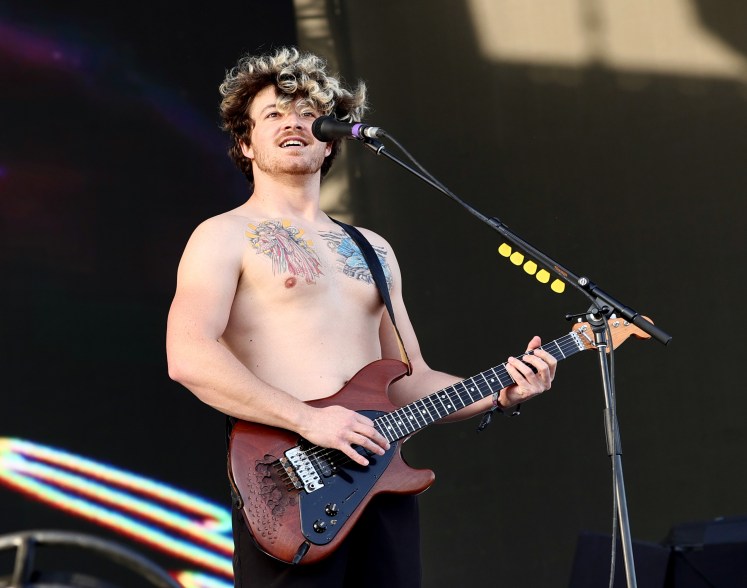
[297,335,583,465]
[274,327,619,493]
[289,333,584,472]
[301,340,581,470]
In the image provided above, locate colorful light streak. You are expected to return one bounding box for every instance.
[0,438,234,581]
[172,571,233,588]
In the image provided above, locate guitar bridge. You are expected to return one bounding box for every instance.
[278,456,304,490]
[284,446,324,493]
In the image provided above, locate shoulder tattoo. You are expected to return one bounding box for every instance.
[319,231,393,290]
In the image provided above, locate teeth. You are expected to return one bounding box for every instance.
[281,140,303,147]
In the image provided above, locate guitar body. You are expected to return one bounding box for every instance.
[228,359,436,565]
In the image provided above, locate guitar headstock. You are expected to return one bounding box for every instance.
[572,316,652,352]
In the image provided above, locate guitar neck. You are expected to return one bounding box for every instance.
[374,330,588,443]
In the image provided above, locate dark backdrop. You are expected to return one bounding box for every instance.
[0,0,296,582]
[331,1,747,586]
[2,1,746,587]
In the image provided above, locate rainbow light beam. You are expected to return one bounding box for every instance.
[0,438,233,578]
[172,571,233,588]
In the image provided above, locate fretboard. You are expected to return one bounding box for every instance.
[374,330,587,442]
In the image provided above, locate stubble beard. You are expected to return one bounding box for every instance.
[252,146,327,178]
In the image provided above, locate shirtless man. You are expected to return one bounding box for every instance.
[166,46,557,587]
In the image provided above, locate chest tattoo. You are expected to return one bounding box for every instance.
[246,219,323,284]
[319,231,393,290]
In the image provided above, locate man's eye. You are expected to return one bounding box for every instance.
[266,112,279,118]
[301,111,315,117]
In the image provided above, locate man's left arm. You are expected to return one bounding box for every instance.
[378,247,557,421]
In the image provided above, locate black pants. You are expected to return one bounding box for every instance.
[232,493,422,587]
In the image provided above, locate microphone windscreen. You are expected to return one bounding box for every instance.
[311,116,336,141]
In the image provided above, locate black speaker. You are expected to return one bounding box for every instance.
[663,515,747,587]
[568,531,670,588]
[569,516,747,588]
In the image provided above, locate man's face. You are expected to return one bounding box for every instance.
[241,85,332,179]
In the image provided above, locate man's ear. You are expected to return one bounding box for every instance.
[240,141,253,160]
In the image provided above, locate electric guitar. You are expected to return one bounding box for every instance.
[228,318,651,564]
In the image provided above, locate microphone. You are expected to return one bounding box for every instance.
[311,115,385,141]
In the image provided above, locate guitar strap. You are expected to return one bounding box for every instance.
[331,218,412,375]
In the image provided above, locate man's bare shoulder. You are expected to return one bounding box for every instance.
[181,207,252,252]
[351,226,400,265]
[351,225,395,251]
[175,207,256,279]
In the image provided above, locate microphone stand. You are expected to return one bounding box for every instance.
[359,136,672,588]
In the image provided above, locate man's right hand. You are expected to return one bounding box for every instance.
[298,405,391,466]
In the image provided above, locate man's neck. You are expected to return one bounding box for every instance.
[247,171,325,222]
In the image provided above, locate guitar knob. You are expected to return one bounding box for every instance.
[324,503,339,516]
[312,520,327,533]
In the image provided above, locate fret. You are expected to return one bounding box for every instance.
[416,409,429,429]
[443,387,462,412]
[553,339,566,359]
[402,404,422,430]
[432,390,450,416]
[435,391,450,415]
[429,400,442,421]
[380,413,403,440]
[461,379,477,403]
[416,396,437,423]
[391,409,414,435]
[483,370,504,393]
[460,379,478,405]
[449,383,468,409]
[473,374,491,398]
[415,398,435,425]
[479,373,495,397]
[373,421,388,442]
[389,411,409,437]
[376,414,394,443]
[381,426,395,445]
[490,366,512,389]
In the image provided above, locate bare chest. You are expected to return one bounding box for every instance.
[235,219,392,321]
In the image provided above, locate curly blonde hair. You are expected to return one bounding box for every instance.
[219,46,368,186]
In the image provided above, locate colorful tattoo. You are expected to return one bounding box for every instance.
[246,220,323,284]
[319,231,393,290]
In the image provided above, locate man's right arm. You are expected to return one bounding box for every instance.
[165,217,388,465]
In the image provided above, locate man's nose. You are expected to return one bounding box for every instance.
[284,112,304,128]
